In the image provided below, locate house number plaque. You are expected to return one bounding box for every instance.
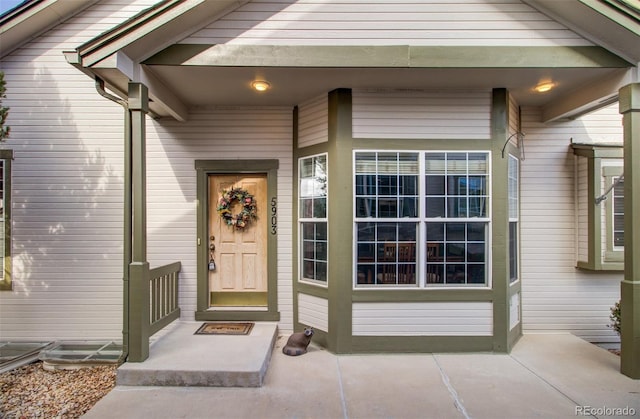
[270,197,277,235]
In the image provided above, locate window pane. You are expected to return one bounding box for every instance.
[613,178,624,248]
[468,153,488,174]
[398,153,419,174]
[313,198,327,218]
[468,197,486,218]
[356,174,376,195]
[446,243,465,262]
[358,222,375,241]
[400,197,417,218]
[426,197,445,217]
[356,198,376,217]
[377,223,397,241]
[425,153,446,174]
[468,265,485,284]
[426,222,487,286]
[426,152,489,220]
[301,198,313,218]
[427,223,445,241]
[446,264,466,283]
[399,175,417,195]
[426,175,445,195]
[356,221,417,287]
[468,243,485,262]
[447,153,467,174]
[509,222,518,282]
[446,223,465,241]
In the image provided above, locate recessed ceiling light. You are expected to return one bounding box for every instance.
[534,81,556,93]
[251,80,271,92]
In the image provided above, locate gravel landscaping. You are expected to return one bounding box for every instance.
[0,362,116,418]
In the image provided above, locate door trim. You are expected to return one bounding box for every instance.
[195,160,280,321]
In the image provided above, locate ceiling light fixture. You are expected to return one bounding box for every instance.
[251,80,271,92]
[534,81,556,93]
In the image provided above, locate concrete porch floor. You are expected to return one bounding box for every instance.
[89,328,639,419]
[116,321,278,387]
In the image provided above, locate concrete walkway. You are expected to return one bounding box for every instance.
[84,333,639,419]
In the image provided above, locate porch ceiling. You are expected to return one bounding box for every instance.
[144,64,626,111]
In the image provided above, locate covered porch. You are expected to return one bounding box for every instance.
[64,0,640,378]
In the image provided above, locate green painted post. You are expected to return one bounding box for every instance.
[491,88,510,352]
[619,83,640,379]
[327,89,354,353]
[127,83,150,363]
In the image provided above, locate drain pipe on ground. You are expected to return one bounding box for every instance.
[94,77,132,365]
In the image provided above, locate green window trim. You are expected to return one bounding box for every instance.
[572,144,624,271]
[0,149,12,291]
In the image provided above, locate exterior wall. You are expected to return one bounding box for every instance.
[0,0,158,341]
[352,302,493,336]
[520,103,622,343]
[298,94,328,148]
[146,107,294,333]
[297,293,328,332]
[183,0,592,46]
[352,89,491,140]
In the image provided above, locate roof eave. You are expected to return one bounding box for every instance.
[0,0,99,59]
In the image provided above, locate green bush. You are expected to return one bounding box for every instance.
[609,300,621,336]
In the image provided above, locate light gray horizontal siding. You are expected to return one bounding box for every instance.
[0,0,170,342]
[352,89,491,140]
[182,0,592,46]
[352,302,493,336]
[298,94,328,148]
[298,293,328,331]
[146,106,294,333]
[520,104,623,343]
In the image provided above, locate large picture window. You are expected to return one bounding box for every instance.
[299,154,328,283]
[355,151,490,287]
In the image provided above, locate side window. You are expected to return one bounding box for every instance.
[508,155,519,283]
[0,149,12,290]
[573,144,623,271]
[299,154,328,284]
[603,168,624,262]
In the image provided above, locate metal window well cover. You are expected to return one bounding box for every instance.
[39,341,122,371]
[0,342,55,374]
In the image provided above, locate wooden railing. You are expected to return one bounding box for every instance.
[149,261,181,336]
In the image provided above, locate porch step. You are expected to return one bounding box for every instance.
[116,321,278,387]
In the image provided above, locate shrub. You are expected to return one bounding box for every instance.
[609,300,621,336]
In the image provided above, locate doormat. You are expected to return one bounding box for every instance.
[194,322,254,336]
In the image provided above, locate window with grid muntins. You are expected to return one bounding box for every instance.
[355,151,490,287]
[613,177,624,249]
[508,155,519,283]
[299,154,328,283]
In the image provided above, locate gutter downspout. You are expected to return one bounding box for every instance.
[94,77,132,365]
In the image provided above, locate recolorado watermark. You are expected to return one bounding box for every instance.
[575,405,637,416]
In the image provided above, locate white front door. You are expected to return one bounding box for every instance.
[208,174,268,307]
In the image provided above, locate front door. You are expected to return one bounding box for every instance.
[208,174,268,308]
